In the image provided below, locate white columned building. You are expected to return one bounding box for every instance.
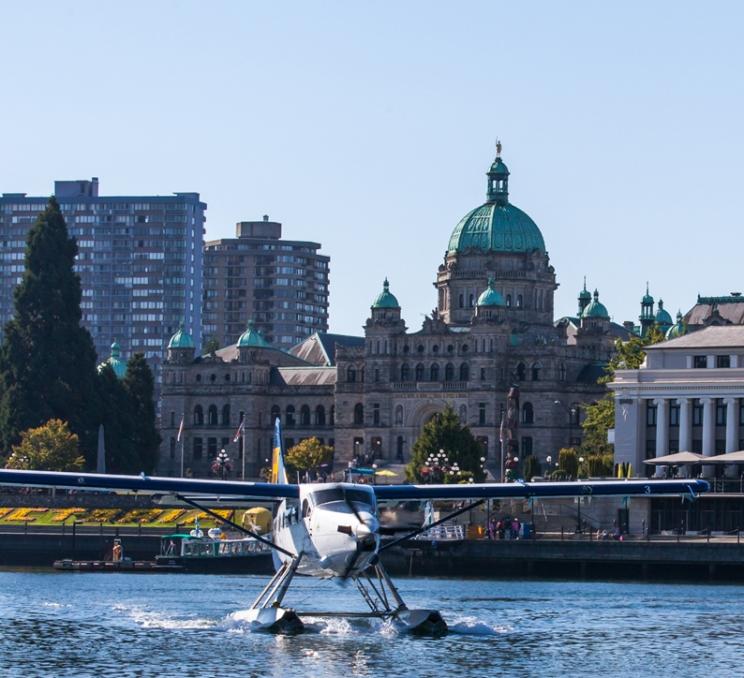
[610,327,744,478]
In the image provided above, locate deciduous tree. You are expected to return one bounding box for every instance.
[5,419,84,471]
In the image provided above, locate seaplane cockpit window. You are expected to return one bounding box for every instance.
[302,499,310,518]
[310,488,375,509]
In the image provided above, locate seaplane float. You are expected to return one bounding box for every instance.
[0,419,709,635]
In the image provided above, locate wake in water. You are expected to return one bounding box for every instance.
[113,602,217,630]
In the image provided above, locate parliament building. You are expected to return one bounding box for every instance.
[158,146,630,478]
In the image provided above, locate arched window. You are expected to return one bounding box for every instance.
[516,294,523,308]
[522,401,534,425]
[430,363,440,381]
[396,436,404,462]
[193,405,203,426]
[347,366,356,383]
[354,403,364,426]
[400,364,410,381]
[445,363,455,381]
[170,411,175,427]
[221,404,230,426]
[300,405,311,426]
[315,405,326,426]
[459,363,469,381]
[468,294,475,308]
[458,294,464,308]
[559,362,567,381]
[192,437,203,460]
[270,405,280,424]
[531,362,541,381]
[395,405,403,425]
[330,406,335,425]
[286,405,296,427]
[506,294,512,307]
[169,437,176,458]
[570,404,581,426]
[516,363,526,381]
[415,363,425,381]
[207,405,218,426]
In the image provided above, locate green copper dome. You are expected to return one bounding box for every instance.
[237,320,271,348]
[665,311,687,340]
[448,146,545,255]
[168,326,194,349]
[372,278,400,309]
[642,283,654,306]
[581,290,610,319]
[477,276,505,307]
[655,299,673,326]
[97,340,127,379]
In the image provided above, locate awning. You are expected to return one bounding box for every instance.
[702,451,744,464]
[644,452,705,465]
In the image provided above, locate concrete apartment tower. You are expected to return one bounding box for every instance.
[0,178,206,376]
[202,216,330,350]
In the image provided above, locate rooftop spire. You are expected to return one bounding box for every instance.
[496,139,502,158]
[486,142,510,205]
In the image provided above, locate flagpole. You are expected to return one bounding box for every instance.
[241,433,245,480]
[180,413,185,477]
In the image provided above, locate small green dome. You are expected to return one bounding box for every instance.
[581,289,610,319]
[168,326,194,349]
[237,320,271,348]
[477,276,505,307]
[372,278,400,309]
[655,299,673,326]
[97,340,127,379]
[665,311,687,340]
[642,282,654,306]
[578,280,591,301]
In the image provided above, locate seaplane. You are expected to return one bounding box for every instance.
[0,419,709,635]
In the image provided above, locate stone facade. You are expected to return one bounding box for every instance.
[158,148,629,479]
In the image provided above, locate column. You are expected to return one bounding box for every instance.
[725,397,738,478]
[701,397,715,478]
[678,398,692,453]
[654,398,669,478]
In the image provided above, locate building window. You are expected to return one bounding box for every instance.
[445,363,455,381]
[371,437,382,459]
[559,363,567,381]
[646,403,657,427]
[693,355,707,369]
[716,355,731,368]
[316,405,326,426]
[170,411,175,427]
[506,294,512,307]
[396,436,404,462]
[415,363,425,381]
[169,437,176,459]
[516,363,526,381]
[330,406,335,425]
[221,404,230,426]
[193,438,203,460]
[521,402,534,425]
[516,294,523,308]
[207,438,217,458]
[480,367,486,381]
[208,405,218,426]
[459,363,469,381]
[193,405,204,426]
[395,405,403,426]
[478,403,486,425]
[270,405,281,424]
[347,366,356,383]
[354,403,364,426]
[300,405,311,426]
[286,405,296,427]
[521,437,533,456]
[669,402,680,427]
[531,363,541,381]
[716,400,727,426]
[373,404,380,426]
[400,364,410,381]
[692,400,703,427]
[430,364,440,381]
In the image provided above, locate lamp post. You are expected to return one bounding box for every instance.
[213,448,231,480]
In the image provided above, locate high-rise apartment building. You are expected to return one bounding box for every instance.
[0,178,205,373]
[202,217,329,349]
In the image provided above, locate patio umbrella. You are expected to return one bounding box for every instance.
[702,451,744,464]
[643,451,705,465]
[375,469,399,477]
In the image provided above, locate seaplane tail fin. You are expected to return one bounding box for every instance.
[271,417,289,485]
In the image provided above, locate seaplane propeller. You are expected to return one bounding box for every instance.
[338,485,377,580]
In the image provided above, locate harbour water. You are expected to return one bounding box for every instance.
[1,569,743,677]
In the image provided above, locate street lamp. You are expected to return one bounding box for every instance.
[212,448,232,480]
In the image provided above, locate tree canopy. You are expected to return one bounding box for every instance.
[406,406,486,483]
[286,437,334,479]
[122,353,160,473]
[5,419,85,472]
[0,198,99,459]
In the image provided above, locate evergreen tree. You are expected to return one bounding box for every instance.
[97,365,138,473]
[0,198,99,461]
[123,353,160,473]
[406,406,486,483]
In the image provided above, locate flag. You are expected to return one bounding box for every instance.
[176,414,184,442]
[233,418,245,443]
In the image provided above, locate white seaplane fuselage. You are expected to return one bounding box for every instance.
[271,482,380,578]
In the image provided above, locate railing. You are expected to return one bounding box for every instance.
[414,524,465,541]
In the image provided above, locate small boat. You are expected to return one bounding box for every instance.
[155,525,274,574]
[53,558,183,573]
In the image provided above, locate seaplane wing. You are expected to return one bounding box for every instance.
[373,478,710,501]
[0,469,299,501]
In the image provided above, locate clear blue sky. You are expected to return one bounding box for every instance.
[3,2,743,336]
